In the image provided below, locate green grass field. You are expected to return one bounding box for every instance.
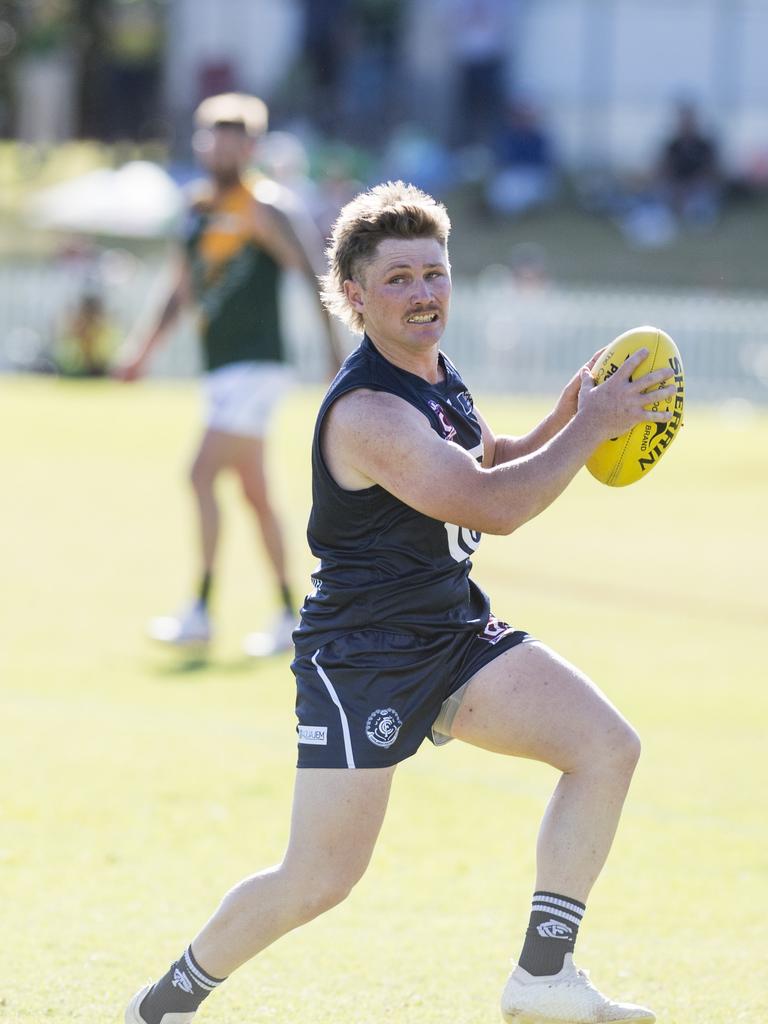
[2,376,767,1024]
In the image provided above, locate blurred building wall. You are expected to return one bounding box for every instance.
[401,0,768,174]
[158,0,768,174]
[512,0,768,174]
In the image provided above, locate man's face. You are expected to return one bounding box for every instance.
[344,236,451,350]
[194,124,254,180]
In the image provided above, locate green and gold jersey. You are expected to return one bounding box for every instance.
[185,181,283,371]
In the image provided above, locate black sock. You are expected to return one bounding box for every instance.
[138,945,226,1024]
[279,581,294,614]
[517,891,585,976]
[197,572,213,609]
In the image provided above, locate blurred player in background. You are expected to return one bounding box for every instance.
[125,182,674,1024]
[116,93,342,656]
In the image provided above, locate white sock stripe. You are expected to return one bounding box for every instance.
[531,904,583,927]
[311,650,356,769]
[533,894,585,917]
[183,949,218,991]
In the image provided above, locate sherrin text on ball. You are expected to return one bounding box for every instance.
[586,326,685,487]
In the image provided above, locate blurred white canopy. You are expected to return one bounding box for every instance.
[27,161,183,238]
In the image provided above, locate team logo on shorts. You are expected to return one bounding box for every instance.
[365,708,403,748]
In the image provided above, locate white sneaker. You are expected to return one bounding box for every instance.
[501,955,655,1024]
[125,983,196,1023]
[243,609,296,657]
[147,603,211,647]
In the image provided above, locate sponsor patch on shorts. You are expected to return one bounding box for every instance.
[298,725,328,745]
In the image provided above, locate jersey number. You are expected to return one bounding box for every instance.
[444,523,482,562]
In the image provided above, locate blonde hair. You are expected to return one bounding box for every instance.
[321,180,451,333]
[194,92,268,137]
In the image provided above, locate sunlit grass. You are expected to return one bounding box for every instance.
[1,376,766,1023]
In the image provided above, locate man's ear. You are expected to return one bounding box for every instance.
[343,278,364,314]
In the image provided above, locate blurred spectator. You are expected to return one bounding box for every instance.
[300,0,350,132]
[103,0,164,140]
[55,288,118,377]
[337,0,404,142]
[449,0,511,148]
[13,0,77,145]
[486,101,557,217]
[656,101,721,228]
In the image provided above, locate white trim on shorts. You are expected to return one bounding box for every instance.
[311,650,357,768]
[203,360,294,439]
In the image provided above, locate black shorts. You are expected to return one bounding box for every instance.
[291,615,530,769]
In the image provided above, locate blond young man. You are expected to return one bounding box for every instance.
[117,93,342,655]
[126,182,674,1024]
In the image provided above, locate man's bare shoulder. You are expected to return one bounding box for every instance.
[327,388,428,437]
[322,389,435,490]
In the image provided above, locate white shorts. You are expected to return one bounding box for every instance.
[203,361,294,439]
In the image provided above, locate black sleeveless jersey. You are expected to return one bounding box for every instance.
[294,334,491,654]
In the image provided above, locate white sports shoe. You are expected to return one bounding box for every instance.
[125,983,196,1023]
[147,603,212,647]
[501,955,655,1024]
[243,609,296,657]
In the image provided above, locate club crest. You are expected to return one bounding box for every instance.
[536,919,573,940]
[365,708,403,748]
[456,390,474,415]
[428,400,457,440]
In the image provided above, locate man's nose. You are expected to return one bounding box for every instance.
[410,277,433,302]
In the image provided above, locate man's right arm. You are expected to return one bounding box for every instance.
[113,257,191,381]
[322,350,675,536]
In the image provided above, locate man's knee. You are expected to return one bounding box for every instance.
[594,718,642,778]
[190,457,216,494]
[294,874,357,923]
[286,850,371,923]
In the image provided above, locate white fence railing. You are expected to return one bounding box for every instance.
[2,262,767,402]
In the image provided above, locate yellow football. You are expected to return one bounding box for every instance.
[586,325,685,487]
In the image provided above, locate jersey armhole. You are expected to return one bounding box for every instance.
[314,387,381,498]
[313,384,435,497]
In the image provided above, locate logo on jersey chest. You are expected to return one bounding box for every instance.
[455,390,474,416]
[444,522,482,562]
[428,400,457,440]
[478,614,516,645]
[365,708,403,748]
